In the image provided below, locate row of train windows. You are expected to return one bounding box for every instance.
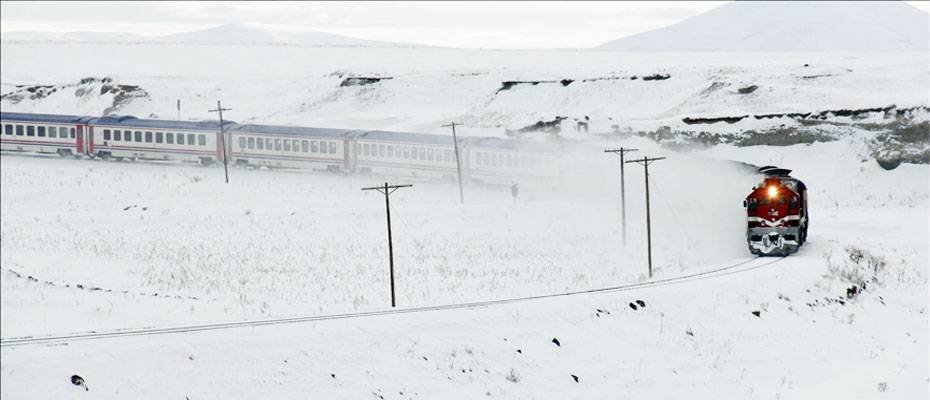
[475,151,542,170]
[361,143,453,163]
[102,129,207,146]
[2,124,76,139]
[237,136,338,154]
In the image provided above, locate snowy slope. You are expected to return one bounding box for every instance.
[596,1,930,52]
[0,138,927,398]
[1,43,926,137]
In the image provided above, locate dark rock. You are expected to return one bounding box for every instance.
[628,302,638,310]
[737,85,759,94]
[551,338,560,347]
[339,77,392,87]
[635,300,646,307]
[751,311,761,317]
[571,374,579,383]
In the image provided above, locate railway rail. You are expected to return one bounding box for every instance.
[0,256,784,348]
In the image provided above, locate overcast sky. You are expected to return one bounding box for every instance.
[2,1,929,49]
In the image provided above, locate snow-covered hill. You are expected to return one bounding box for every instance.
[0,23,411,47]
[596,1,930,52]
[157,23,405,47]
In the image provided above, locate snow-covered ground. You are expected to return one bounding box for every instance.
[1,136,927,398]
[2,39,927,137]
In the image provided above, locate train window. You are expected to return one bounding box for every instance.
[155,132,163,143]
[387,145,394,158]
[134,131,141,142]
[273,139,280,151]
[3,125,11,135]
[444,150,452,163]
[360,143,367,156]
[301,140,308,152]
[377,144,384,157]
[48,126,58,138]
[255,138,263,150]
[198,135,206,146]
[426,148,433,161]
[186,134,194,145]
[416,147,424,160]
[283,139,291,151]
[113,130,120,141]
[264,138,271,150]
[103,129,110,141]
[71,128,76,138]
[312,141,320,153]
[166,133,174,144]
[36,126,45,137]
[16,125,24,136]
[144,131,152,143]
[26,126,35,136]
[238,136,246,149]
[246,137,254,149]
[293,140,301,152]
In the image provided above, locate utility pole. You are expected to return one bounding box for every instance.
[625,156,666,278]
[362,182,413,308]
[441,122,465,204]
[604,147,638,246]
[208,101,231,184]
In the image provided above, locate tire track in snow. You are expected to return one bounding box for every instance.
[0,256,784,348]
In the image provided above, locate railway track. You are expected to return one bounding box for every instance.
[0,256,784,348]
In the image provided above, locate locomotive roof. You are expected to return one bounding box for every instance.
[90,115,231,131]
[232,123,355,138]
[0,111,86,124]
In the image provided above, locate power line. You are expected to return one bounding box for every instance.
[604,147,638,246]
[362,182,413,307]
[441,122,465,204]
[625,156,666,278]
[208,101,232,184]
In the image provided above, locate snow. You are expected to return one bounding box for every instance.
[1,41,926,136]
[596,1,930,52]
[1,137,927,398]
[1,3,928,396]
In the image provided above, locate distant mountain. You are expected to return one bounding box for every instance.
[1,23,414,47]
[595,1,930,52]
[156,23,401,47]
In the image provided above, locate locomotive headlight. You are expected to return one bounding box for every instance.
[767,185,778,199]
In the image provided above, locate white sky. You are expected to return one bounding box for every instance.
[1,1,929,49]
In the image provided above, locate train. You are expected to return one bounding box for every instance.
[743,166,809,256]
[0,111,561,184]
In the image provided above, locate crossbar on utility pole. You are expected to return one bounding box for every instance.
[208,101,232,184]
[362,182,413,307]
[441,122,465,204]
[625,156,666,278]
[604,147,638,246]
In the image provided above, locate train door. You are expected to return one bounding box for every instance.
[343,138,355,172]
[86,125,94,156]
[75,125,84,155]
[215,131,225,163]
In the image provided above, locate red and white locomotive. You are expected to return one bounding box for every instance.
[743,166,809,256]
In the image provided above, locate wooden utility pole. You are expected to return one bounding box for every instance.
[362,182,413,307]
[625,156,666,278]
[208,101,232,183]
[604,147,638,246]
[441,122,465,204]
